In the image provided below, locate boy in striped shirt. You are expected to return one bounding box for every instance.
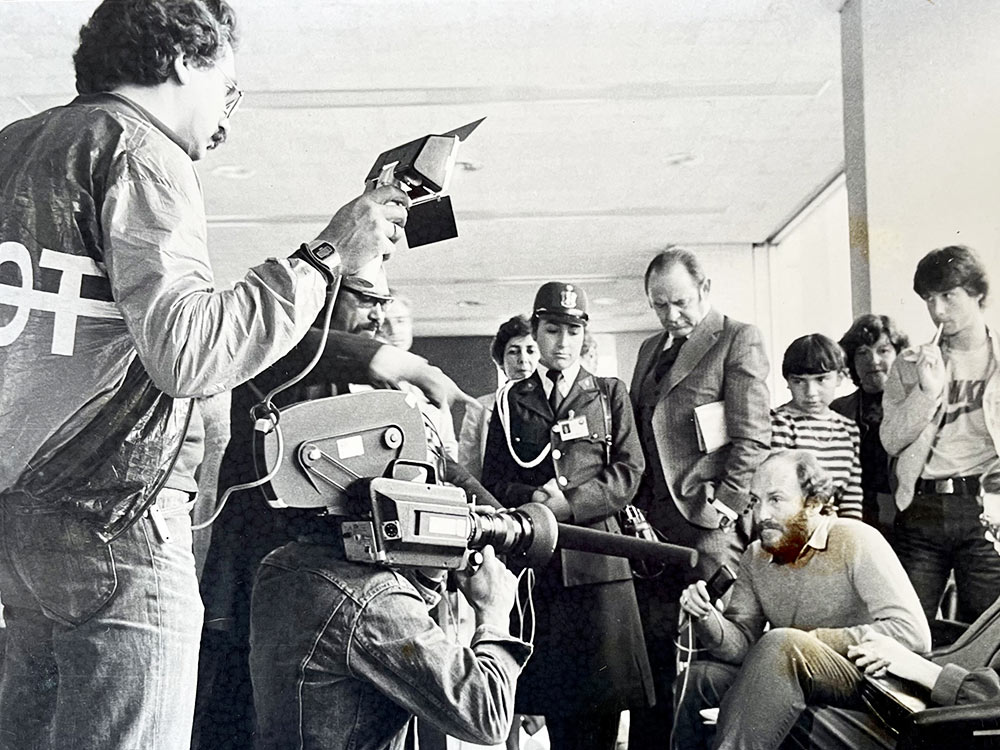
[771,334,864,519]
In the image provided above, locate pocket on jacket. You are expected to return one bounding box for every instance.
[6,510,118,626]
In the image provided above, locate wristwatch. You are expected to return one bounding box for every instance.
[305,239,338,264]
[291,239,340,284]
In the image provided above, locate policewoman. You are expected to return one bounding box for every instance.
[481,282,654,750]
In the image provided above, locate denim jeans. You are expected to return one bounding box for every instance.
[672,629,866,750]
[894,492,1000,624]
[0,489,203,750]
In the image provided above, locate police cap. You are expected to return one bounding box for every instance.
[532,281,589,325]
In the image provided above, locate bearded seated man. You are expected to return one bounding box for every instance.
[672,450,931,750]
[784,513,1000,749]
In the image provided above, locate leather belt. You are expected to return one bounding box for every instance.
[914,476,980,496]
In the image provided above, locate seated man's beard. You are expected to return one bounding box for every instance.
[761,509,811,565]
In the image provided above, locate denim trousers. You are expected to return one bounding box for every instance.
[894,492,1000,624]
[0,489,203,750]
[672,628,866,750]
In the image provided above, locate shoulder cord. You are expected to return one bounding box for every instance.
[494,379,552,469]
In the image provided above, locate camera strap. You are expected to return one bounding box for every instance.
[594,377,613,466]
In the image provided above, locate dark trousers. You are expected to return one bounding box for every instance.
[545,710,621,750]
[629,496,750,750]
[894,492,1000,624]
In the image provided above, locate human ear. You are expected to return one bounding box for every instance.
[173,55,192,86]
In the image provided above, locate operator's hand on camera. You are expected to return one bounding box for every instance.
[455,545,518,631]
[530,479,571,521]
[368,347,475,410]
[680,580,714,622]
[313,184,410,275]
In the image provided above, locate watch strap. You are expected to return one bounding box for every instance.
[290,241,339,284]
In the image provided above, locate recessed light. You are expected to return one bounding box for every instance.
[211,165,256,180]
[662,152,701,167]
[457,300,485,307]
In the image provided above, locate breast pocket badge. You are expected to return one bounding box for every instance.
[556,415,590,441]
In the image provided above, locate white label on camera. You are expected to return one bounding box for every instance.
[337,435,365,459]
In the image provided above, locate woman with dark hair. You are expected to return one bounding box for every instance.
[831,314,910,534]
[457,314,539,478]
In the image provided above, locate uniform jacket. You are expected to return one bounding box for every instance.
[481,369,644,587]
[880,327,1000,511]
[630,307,771,530]
[0,93,325,537]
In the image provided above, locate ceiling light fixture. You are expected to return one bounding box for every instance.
[662,152,702,167]
[210,165,257,180]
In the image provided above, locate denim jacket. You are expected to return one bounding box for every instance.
[250,538,532,750]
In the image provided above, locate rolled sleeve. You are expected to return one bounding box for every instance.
[931,664,1000,706]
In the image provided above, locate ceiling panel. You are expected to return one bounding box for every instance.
[0,0,845,336]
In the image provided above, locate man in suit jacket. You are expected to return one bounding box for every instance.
[628,247,771,750]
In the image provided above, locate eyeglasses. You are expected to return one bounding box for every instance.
[216,64,243,118]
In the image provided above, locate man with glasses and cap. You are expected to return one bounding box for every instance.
[481,282,654,750]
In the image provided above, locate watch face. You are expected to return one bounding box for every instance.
[310,241,336,260]
[313,242,337,260]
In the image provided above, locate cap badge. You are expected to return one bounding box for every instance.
[560,287,577,309]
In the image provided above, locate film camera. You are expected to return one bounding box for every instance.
[253,389,698,572]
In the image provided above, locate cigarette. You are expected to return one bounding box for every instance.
[931,322,944,346]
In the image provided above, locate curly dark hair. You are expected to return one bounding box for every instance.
[490,315,533,367]
[838,314,909,387]
[74,0,239,94]
[913,245,989,307]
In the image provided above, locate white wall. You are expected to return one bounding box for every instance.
[843,0,1000,343]
[760,179,855,406]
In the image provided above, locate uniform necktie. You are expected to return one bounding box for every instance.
[546,370,562,414]
[653,336,686,383]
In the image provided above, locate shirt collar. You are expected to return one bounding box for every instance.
[765,514,834,565]
[403,570,444,608]
[75,92,194,160]
[540,362,580,398]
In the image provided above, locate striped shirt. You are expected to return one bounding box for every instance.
[770,405,864,519]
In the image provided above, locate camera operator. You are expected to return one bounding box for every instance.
[0,1,416,748]
[195,270,475,749]
[249,533,531,749]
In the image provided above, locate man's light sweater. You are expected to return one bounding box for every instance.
[695,516,931,663]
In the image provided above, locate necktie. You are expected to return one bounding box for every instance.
[546,370,562,414]
[653,337,686,383]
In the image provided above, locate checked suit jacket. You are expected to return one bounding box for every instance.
[630,307,771,531]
